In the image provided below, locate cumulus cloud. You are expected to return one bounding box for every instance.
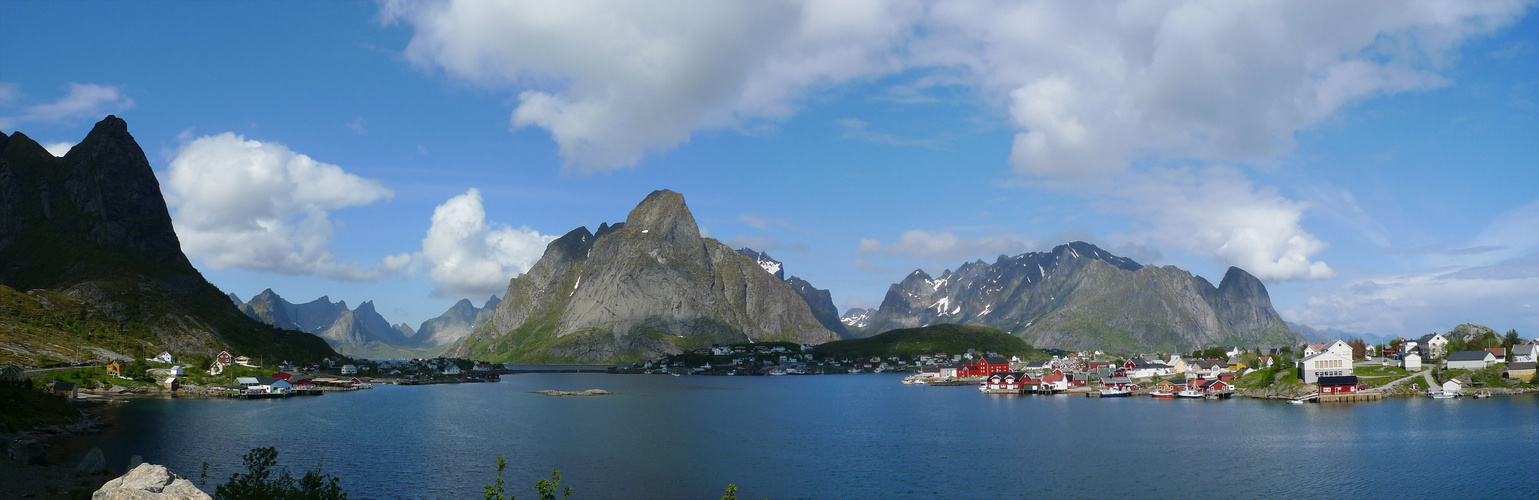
[381,1,1522,174]
[858,229,1035,261]
[418,188,555,298]
[43,141,74,157]
[164,133,400,280]
[382,0,919,172]
[1110,166,1334,281]
[0,83,136,129]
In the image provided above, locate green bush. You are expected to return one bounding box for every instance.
[214,447,346,500]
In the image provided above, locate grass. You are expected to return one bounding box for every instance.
[811,324,1042,361]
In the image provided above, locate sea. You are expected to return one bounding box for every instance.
[78,373,1538,499]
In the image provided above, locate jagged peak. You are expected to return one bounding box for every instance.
[624,189,699,240]
[357,300,375,312]
[483,295,501,308]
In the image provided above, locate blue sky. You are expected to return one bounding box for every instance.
[3,1,1536,338]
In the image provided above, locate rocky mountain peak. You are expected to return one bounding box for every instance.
[735,248,785,280]
[624,189,699,244]
[483,295,501,309]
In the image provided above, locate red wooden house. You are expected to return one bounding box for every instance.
[970,356,1012,377]
[272,372,293,381]
[1318,376,1358,395]
[216,351,233,365]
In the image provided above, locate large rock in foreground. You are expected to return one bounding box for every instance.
[93,463,209,500]
[447,190,838,364]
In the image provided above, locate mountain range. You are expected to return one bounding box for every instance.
[0,116,337,365]
[446,190,839,363]
[847,241,1302,353]
[232,289,501,358]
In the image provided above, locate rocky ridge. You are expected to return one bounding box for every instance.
[734,248,848,337]
[857,241,1300,352]
[446,190,838,363]
[0,116,336,362]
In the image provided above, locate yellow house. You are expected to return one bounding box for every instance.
[106,361,123,377]
[1227,356,1248,372]
[1,365,24,384]
[1504,362,1536,382]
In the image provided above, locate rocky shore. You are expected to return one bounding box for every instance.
[530,389,614,397]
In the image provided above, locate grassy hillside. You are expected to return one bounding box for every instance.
[812,324,1043,360]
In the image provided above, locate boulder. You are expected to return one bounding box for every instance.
[5,436,44,465]
[76,447,105,474]
[93,463,209,500]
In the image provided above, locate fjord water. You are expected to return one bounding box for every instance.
[91,374,1536,499]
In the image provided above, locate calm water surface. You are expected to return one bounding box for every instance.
[87,374,1537,499]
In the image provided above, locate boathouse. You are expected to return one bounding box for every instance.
[1318,376,1359,395]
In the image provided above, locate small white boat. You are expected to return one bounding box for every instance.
[768,368,787,376]
[1176,389,1205,399]
[1098,388,1131,397]
[1287,399,1305,405]
[1429,391,1458,399]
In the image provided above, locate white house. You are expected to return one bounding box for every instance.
[1445,351,1497,370]
[443,364,462,375]
[340,365,357,375]
[711,346,732,356]
[168,366,185,376]
[1323,340,1353,359]
[1298,351,1353,383]
[1302,343,1324,358]
[1512,344,1536,363]
[1402,353,1422,371]
[1415,333,1449,359]
[151,352,174,364]
[1441,379,1462,394]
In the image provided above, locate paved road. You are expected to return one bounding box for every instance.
[21,364,99,375]
[1366,368,1430,393]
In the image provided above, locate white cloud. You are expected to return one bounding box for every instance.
[347,116,367,135]
[419,188,555,298]
[1,83,136,129]
[382,1,1522,174]
[916,1,1521,178]
[1286,199,1539,335]
[858,229,1035,261]
[164,133,399,280]
[42,141,74,157]
[738,213,799,232]
[1110,166,1334,281]
[382,0,919,172]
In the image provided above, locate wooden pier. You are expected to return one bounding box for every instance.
[1319,393,1382,403]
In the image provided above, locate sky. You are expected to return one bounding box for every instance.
[2,1,1536,339]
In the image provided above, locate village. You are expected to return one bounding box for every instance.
[922,333,1539,403]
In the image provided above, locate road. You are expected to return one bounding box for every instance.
[21,363,100,376]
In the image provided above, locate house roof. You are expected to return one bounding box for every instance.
[982,356,1009,364]
[1446,351,1494,362]
[1417,333,1441,345]
[1513,344,1535,356]
[1317,375,1359,386]
[53,381,76,390]
[1506,362,1536,371]
[1300,351,1348,362]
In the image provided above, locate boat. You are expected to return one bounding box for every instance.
[1098,388,1131,397]
[1472,391,1492,399]
[1176,389,1205,399]
[768,368,787,376]
[1149,390,1174,398]
[670,372,681,377]
[1287,399,1305,405]
[1429,391,1458,399]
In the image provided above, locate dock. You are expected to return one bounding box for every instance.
[1319,393,1382,403]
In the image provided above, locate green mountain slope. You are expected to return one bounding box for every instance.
[0,116,338,366]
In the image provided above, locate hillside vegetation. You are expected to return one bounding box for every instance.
[812,324,1042,360]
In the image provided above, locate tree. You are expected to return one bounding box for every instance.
[535,468,572,500]
[1504,330,1521,350]
[485,457,509,500]
[1347,339,1367,360]
[215,447,346,500]
[722,484,738,500]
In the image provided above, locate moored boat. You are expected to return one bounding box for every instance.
[1097,388,1131,397]
[1149,390,1173,398]
[1176,389,1205,399]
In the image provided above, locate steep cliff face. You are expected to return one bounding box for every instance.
[733,248,848,338]
[0,116,337,361]
[859,242,1299,352]
[447,190,838,363]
